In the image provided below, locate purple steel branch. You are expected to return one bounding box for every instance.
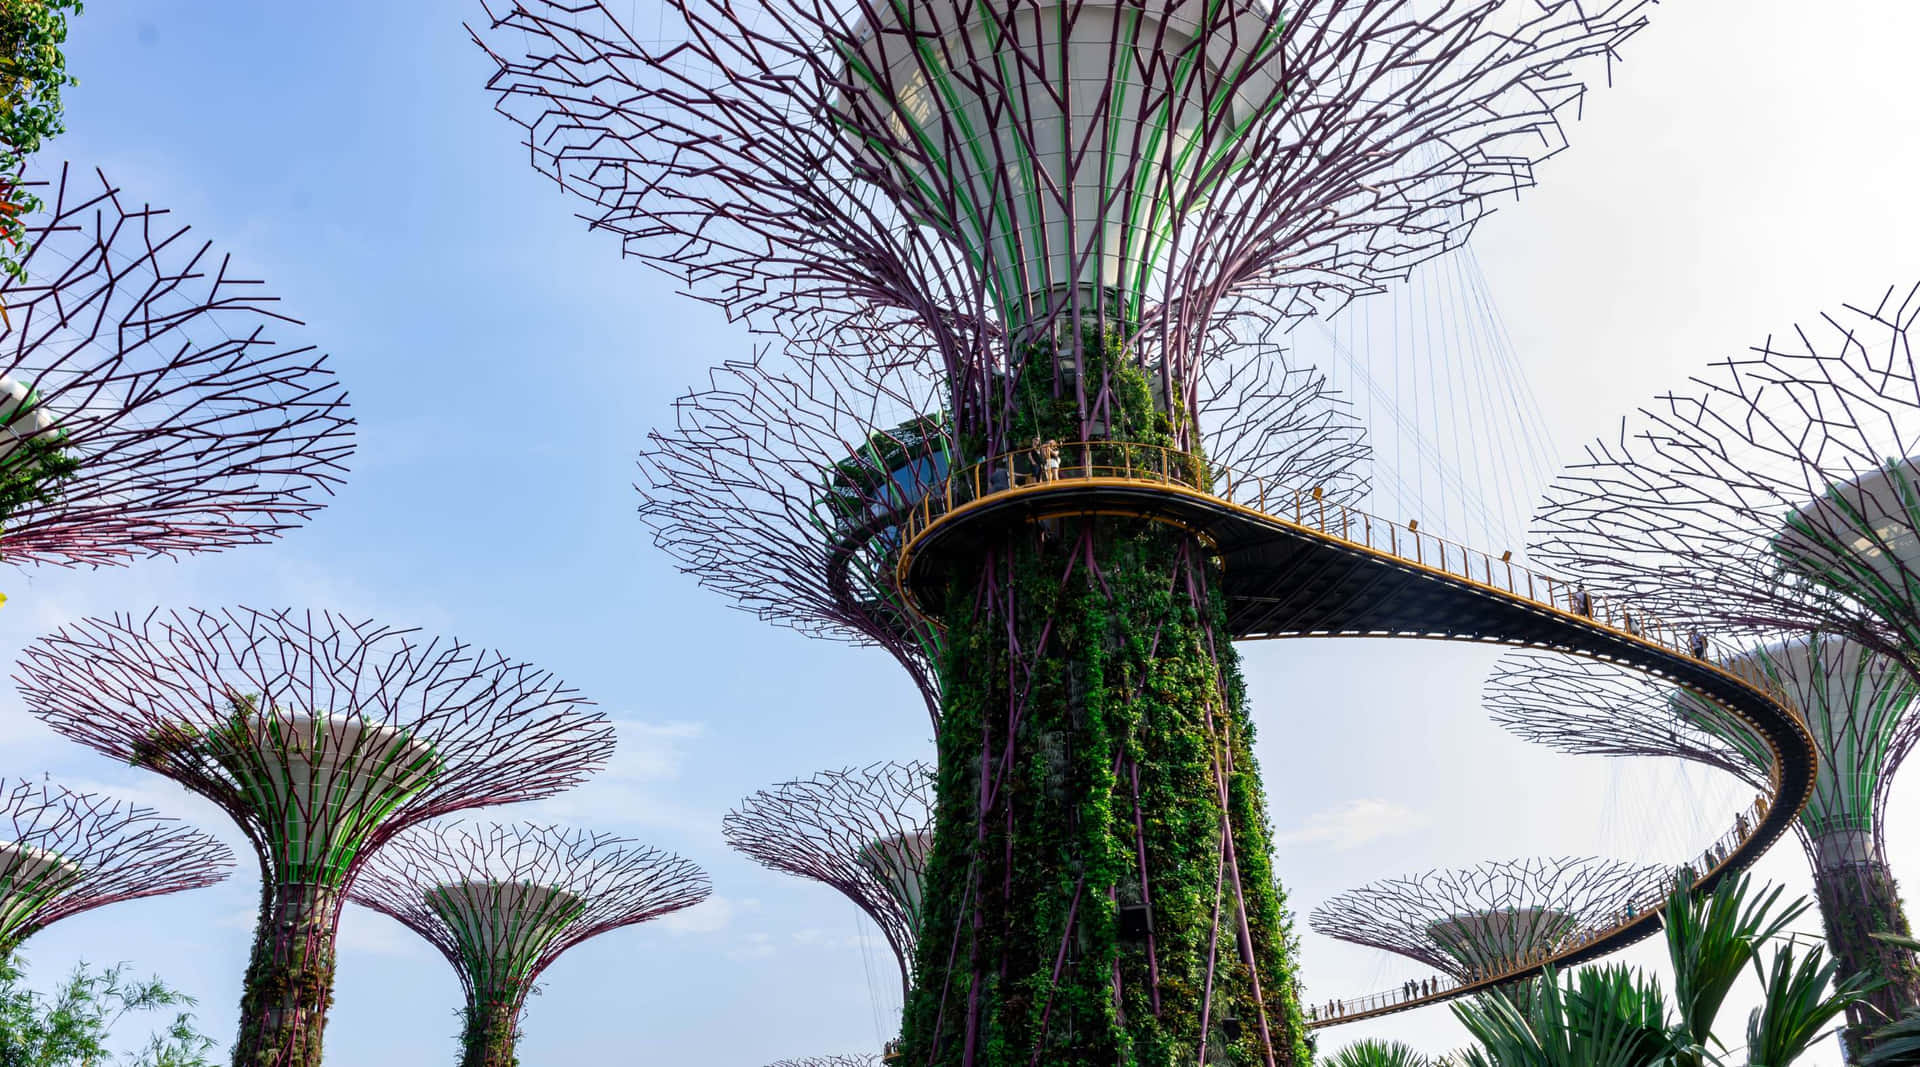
[1530,281,1920,677]
[0,163,352,567]
[349,821,710,1063]
[0,776,235,954]
[12,607,616,1067]
[637,337,1368,725]
[472,0,1653,449]
[724,761,934,996]
[1309,856,1670,981]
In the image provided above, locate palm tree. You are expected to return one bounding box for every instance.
[1327,1039,1435,1067]
[1453,874,1871,1066]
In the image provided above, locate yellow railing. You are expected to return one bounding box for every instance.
[1308,794,1771,1026]
[895,442,1809,1026]
[900,441,1800,719]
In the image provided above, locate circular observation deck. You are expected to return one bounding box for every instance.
[893,441,1820,1026]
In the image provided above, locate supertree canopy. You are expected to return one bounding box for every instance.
[1488,635,1920,1052]
[13,608,617,1067]
[474,0,1654,432]
[1529,282,1920,674]
[348,821,711,1067]
[473,0,1668,1061]
[0,776,235,957]
[1519,281,1920,1052]
[1310,857,1668,986]
[769,1057,880,1067]
[724,761,935,998]
[0,164,352,568]
[637,337,1368,725]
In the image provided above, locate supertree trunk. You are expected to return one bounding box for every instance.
[904,512,1306,1066]
[457,985,525,1067]
[1811,839,1920,1058]
[234,881,342,1067]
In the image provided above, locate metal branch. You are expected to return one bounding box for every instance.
[0,776,235,954]
[0,163,354,567]
[472,0,1653,449]
[13,607,619,1064]
[723,761,933,997]
[1529,282,1920,678]
[1309,857,1669,982]
[349,820,709,1060]
[637,335,1368,725]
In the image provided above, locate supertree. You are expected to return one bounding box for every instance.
[473,1,1665,1061]
[0,163,352,568]
[1309,857,1668,990]
[13,607,617,1067]
[768,1058,880,1067]
[637,335,1369,726]
[0,776,235,958]
[1488,637,1920,1052]
[347,821,711,1067]
[1519,281,1920,1053]
[724,761,935,999]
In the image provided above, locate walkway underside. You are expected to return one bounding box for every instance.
[895,460,1818,1027]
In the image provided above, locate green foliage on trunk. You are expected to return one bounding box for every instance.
[231,884,337,1067]
[454,982,525,1067]
[899,329,1307,1064]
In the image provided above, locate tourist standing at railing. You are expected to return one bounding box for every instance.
[1040,438,1061,482]
[1574,585,1594,617]
[1688,630,1709,658]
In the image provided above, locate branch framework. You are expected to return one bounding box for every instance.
[0,776,234,952]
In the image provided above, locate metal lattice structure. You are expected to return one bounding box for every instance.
[724,761,934,997]
[470,0,1671,1060]
[349,822,711,1067]
[768,1058,881,1067]
[1530,281,1920,673]
[1310,858,1668,985]
[0,163,352,567]
[473,0,1653,425]
[14,608,616,1067]
[637,338,1369,724]
[1487,636,1920,1046]
[1521,282,1920,1050]
[0,776,235,956]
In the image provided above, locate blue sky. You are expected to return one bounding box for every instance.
[2,1,1918,1064]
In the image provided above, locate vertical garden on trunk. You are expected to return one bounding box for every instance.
[900,328,1309,1066]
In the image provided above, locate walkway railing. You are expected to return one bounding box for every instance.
[1305,794,1770,1026]
[900,441,1799,720]
[898,441,1807,1025]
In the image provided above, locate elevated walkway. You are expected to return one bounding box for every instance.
[893,441,1818,1026]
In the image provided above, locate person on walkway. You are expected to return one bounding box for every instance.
[1040,437,1061,481]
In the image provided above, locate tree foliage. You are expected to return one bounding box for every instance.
[1452,874,1871,1067]
[0,956,217,1067]
[0,0,80,280]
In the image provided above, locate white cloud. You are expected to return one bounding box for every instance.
[1272,798,1430,850]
